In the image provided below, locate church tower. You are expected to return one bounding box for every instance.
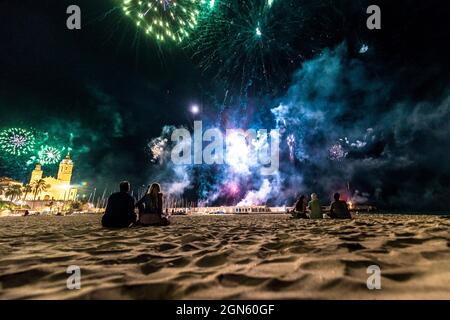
[30,163,43,183]
[57,154,73,183]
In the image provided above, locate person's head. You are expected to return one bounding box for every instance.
[119,181,130,193]
[148,183,161,197]
[299,195,305,201]
[334,192,340,201]
[311,193,318,200]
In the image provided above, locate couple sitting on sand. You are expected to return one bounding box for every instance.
[291,192,352,220]
[101,181,170,228]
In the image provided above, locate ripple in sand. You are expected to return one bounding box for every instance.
[217,273,267,287]
[195,251,229,267]
[1,214,450,299]
[0,268,49,289]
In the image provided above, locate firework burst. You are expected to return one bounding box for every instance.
[190,0,305,95]
[286,134,295,162]
[38,145,62,165]
[121,0,203,43]
[149,137,168,163]
[0,128,36,156]
[329,143,348,161]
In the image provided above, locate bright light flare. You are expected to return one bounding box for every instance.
[190,104,200,114]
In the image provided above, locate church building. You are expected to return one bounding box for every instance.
[28,154,78,201]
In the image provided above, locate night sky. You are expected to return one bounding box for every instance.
[1,0,449,210]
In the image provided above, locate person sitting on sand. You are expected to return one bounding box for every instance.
[101,181,137,228]
[135,183,170,226]
[291,195,308,219]
[307,193,322,219]
[328,192,352,219]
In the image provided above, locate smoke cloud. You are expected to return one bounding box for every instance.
[148,44,450,210]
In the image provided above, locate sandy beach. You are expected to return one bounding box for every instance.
[0,214,449,300]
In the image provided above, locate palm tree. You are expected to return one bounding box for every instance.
[5,185,23,202]
[31,179,50,201]
[22,184,32,200]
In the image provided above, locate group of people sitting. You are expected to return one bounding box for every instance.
[102,181,351,228]
[101,181,170,228]
[291,192,352,220]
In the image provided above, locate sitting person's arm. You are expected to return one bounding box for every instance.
[135,185,150,208]
[328,202,337,218]
[135,195,146,217]
[135,194,146,208]
[157,193,163,216]
[128,196,137,223]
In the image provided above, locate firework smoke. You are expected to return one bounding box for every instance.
[146,43,450,210]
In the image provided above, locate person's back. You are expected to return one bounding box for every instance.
[292,195,308,219]
[330,201,352,219]
[139,193,162,215]
[102,181,136,228]
[136,183,170,226]
[329,193,352,219]
[308,194,322,219]
[295,197,306,213]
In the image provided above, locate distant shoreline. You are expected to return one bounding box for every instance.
[1,211,449,218]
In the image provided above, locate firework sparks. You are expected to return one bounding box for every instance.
[149,137,168,163]
[190,0,305,95]
[121,0,203,43]
[329,143,348,161]
[359,44,369,54]
[38,145,62,165]
[224,181,240,196]
[0,128,36,156]
[286,134,295,162]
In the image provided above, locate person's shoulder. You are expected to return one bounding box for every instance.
[109,192,121,198]
[125,193,135,200]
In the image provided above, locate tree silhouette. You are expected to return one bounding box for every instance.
[22,184,32,200]
[31,179,50,201]
[5,185,22,201]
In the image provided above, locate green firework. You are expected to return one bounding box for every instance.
[121,0,204,43]
[189,0,314,95]
[0,128,36,156]
[38,145,62,165]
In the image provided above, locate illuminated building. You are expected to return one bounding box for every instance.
[27,154,77,201]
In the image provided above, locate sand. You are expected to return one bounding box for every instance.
[0,214,449,300]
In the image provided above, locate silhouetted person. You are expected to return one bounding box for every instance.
[24,210,30,217]
[291,195,308,219]
[136,183,170,226]
[102,181,136,228]
[308,193,323,219]
[329,192,352,219]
